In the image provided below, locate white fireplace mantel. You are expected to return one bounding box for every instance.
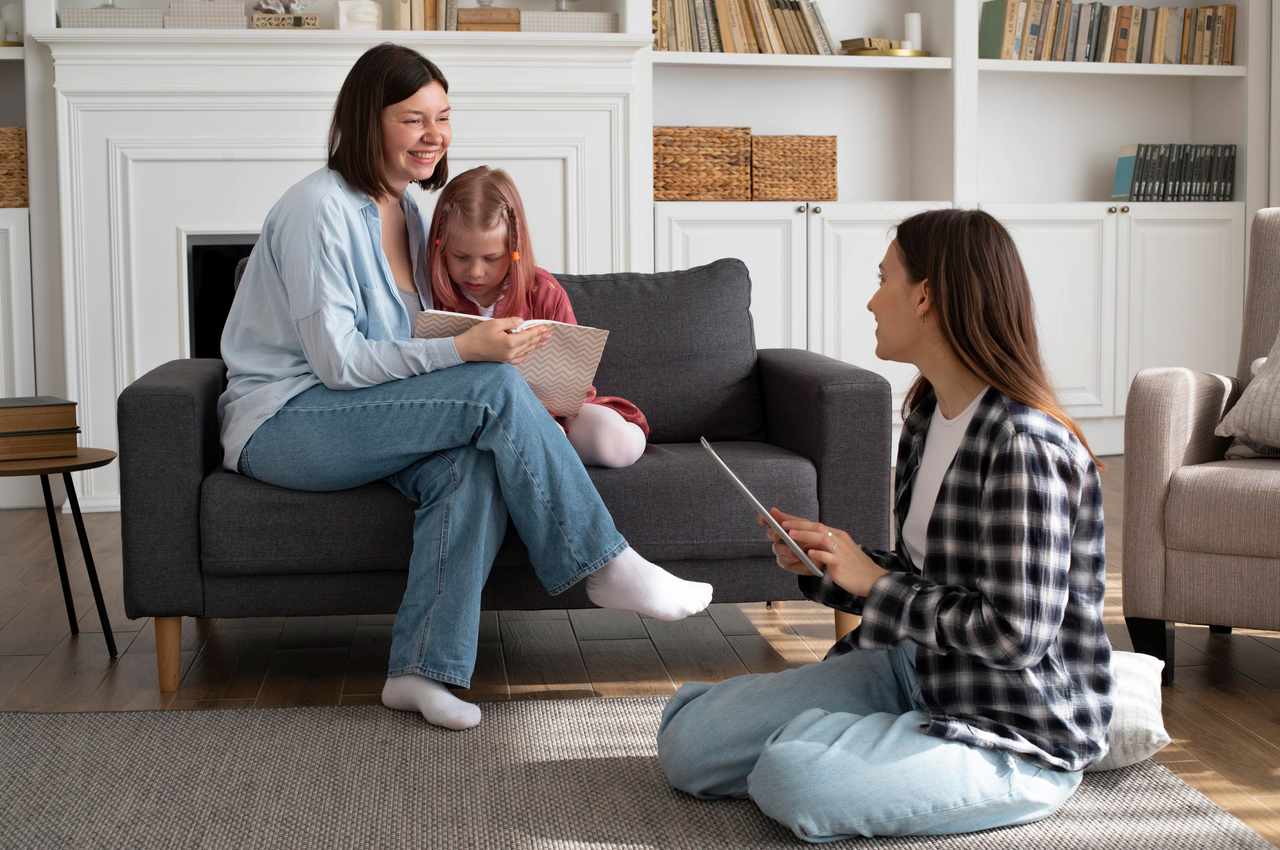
[32,29,654,510]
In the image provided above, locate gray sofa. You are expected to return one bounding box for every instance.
[118,258,892,690]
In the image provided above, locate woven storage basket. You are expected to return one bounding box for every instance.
[0,128,27,209]
[654,126,751,201]
[751,135,837,201]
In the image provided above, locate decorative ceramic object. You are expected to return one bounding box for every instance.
[338,0,380,30]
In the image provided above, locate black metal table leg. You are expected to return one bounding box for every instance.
[62,471,117,659]
[39,474,78,635]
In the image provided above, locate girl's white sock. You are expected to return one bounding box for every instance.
[586,547,713,621]
[381,674,481,730]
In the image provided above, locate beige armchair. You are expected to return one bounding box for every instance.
[1124,209,1280,685]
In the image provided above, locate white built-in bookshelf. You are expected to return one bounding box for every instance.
[649,0,1267,455]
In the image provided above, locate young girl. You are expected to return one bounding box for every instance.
[657,209,1112,840]
[425,166,649,468]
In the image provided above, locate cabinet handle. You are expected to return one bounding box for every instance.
[1120,206,1130,213]
[796,205,806,213]
[1107,206,1117,214]
[811,206,823,214]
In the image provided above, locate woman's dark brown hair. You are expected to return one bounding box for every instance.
[328,43,449,199]
[896,208,1100,464]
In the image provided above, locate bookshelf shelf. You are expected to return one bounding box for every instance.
[0,46,22,61]
[653,51,952,70]
[978,58,1246,77]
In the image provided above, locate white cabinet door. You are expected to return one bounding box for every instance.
[981,203,1118,419]
[808,202,951,414]
[1119,203,1245,411]
[654,202,807,350]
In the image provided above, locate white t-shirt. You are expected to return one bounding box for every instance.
[901,388,988,569]
[465,293,497,318]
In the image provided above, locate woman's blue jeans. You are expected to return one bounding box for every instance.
[238,363,628,687]
[658,642,1082,842]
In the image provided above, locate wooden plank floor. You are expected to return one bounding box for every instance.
[0,454,1277,845]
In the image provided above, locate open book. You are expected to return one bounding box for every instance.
[413,309,608,418]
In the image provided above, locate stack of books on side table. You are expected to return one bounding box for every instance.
[0,397,79,462]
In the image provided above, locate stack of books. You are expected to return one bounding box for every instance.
[979,2,1236,65]
[1112,143,1237,202]
[653,0,838,55]
[457,7,519,32]
[0,397,79,462]
[165,0,247,29]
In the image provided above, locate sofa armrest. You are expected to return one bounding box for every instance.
[1122,367,1240,619]
[756,349,892,550]
[117,358,226,618]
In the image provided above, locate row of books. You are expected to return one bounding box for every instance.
[653,0,839,55]
[1112,143,1236,202]
[0,397,79,462]
[980,2,1236,65]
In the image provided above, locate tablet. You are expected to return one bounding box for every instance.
[700,437,824,578]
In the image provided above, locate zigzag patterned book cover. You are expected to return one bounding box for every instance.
[414,310,609,418]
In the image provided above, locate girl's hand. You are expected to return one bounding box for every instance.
[454,318,551,364]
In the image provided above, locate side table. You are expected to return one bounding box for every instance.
[0,448,118,658]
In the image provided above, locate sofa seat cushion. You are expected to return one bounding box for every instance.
[1166,458,1280,558]
[200,441,817,578]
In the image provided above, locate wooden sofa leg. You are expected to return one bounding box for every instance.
[835,611,859,641]
[1125,616,1174,685]
[155,617,182,692]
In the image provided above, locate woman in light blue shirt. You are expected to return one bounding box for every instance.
[218,44,712,731]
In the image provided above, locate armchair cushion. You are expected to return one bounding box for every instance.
[1217,328,1280,452]
[1165,459,1280,558]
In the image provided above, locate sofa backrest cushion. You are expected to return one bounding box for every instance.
[555,258,763,443]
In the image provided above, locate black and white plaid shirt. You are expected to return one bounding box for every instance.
[801,387,1113,772]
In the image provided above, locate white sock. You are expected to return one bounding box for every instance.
[565,404,647,468]
[586,547,713,621]
[381,674,481,730]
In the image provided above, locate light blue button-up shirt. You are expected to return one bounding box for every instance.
[217,168,462,471]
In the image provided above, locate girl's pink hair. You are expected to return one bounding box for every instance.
[427,165,539,319]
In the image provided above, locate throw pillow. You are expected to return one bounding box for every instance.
[1217,328,1280,452]
[1086,650,1172,772]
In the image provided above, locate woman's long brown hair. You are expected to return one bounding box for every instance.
[895,209,1100,465]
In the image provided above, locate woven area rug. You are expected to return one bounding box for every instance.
[1,697,1273,850]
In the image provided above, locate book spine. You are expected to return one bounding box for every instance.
[1211,4,1226,65]
[1003,0,1021,59]
[799,0,832,55]
[809,0,839,57]
[704,0,724,51]
[738,0,762,52]
[711,0,736,51]
[692,0,710,51]
[1038,0,1057,60]
[0,432,79,461]
[744,0,774,53]
[1063,2,1079,61]
[761,0,788,53]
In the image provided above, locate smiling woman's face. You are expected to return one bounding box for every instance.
[380,81,451,194]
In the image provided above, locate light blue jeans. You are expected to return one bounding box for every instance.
[658,642,1082,842]
[238,363,628,688]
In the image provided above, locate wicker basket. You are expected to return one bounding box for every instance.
[0,128,27,209]
[654,126,751,201]
[751,135,837,201]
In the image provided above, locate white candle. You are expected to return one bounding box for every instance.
[904,12,922,51]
